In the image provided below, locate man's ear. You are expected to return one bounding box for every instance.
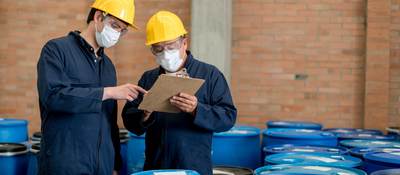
[183,37,189,50]
[93,10,104,23]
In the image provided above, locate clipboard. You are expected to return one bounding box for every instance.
[138,74,205,113]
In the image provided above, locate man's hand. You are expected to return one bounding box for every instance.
[143,110,152,122]
[112,171,118,175]
[170,92,198,115]
[103,83,147,101]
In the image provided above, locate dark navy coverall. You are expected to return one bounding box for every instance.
[122,51,237,175]
[37,31,121,175]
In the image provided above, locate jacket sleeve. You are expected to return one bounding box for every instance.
[193,70,237,132]
[122,73,155,136]
[111,101,122,171]
[37,41,103,114]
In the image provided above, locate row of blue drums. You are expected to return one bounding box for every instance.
[210,121,400,175]
[0,118,147,175]
[1,118,400,175]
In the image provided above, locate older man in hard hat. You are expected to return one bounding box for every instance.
[122,11,237,175]
[37,0,146,174]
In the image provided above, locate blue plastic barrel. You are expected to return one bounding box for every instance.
[127,132,146,174]
[212,126,261,169]
[371,169,400,175]
[120,129,130,175]
[0,143,29,175]
[263,145,348,158]
[266,120,322,130]
[131,170,200,175]
[212,166,253,175]
[324,128,383,136]
[340,139,400,149]
[27,143,40,175]
[264,152,362,168]
[262,129,337,149]
[0,118,28,143]
[254,165,367,175]
[350,147,400,159]
[338,133,395,142]
[363,151,400,174]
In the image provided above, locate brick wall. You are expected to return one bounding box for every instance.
[0,0,93,134]
[232,0,367,129]
[0,0,399,134]
[0,0,191,134]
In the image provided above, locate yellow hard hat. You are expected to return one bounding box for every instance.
[146,11,188,46]
[91,0,137,28]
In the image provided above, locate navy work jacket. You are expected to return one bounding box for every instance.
[37,31,120,175]
[122,52,237,175]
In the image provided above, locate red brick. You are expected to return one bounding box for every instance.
[0,0,191,134]
[2,0,400,133]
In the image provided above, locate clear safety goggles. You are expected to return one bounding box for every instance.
[102,13,128,36]
[150,37,184,56]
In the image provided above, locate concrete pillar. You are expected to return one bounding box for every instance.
[190,0,232,84]
[364,0,391,131]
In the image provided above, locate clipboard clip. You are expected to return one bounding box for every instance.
[166,68,190,78]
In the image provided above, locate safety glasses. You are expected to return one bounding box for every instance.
[103,13,128,36]
[150,37,184,56]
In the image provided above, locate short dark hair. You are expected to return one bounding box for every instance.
[86,8,98,24]
[86,8,130,26]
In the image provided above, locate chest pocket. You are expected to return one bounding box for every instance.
[63,54,101,84]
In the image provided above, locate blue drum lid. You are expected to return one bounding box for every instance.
[266,121,322,130]
[265,152,362,168]
[214,126,260,137]
[338,133,395,140]
[350,147,400,158]
[0,143,28,156]
[387,127,400,135]
[323,128,383,135]
[119,128,129,135]
[32,132,42,138]
[213,166,253,175]
[119,133,129,139]
[364,151,400,166]
[264,145,348,155]
[119,129,130,143]
[120,136,129,143]
[0,118,28,126]
[31,131,42,142]
[132,170,200,175]
[30,142,40,153]
[371,169,400,175]
[263,129,336,140]
[254,165,366,175]
[340,140,400,148]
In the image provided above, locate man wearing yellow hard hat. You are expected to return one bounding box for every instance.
[37,0,146,174]
[122,11,237,175]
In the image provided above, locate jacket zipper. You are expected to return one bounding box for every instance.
[95,55,102,175]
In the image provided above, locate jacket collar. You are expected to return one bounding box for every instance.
[69,31,105,58]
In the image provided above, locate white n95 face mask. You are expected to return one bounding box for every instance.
[95,23,121,48]
[156,49,183,72]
